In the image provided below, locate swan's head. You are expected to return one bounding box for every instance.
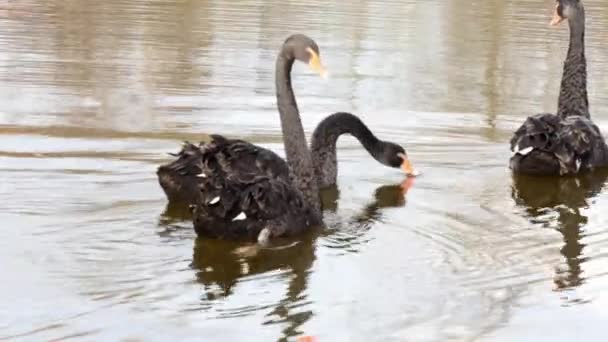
[550,0,583,26]
[285,34,327,78]
[380,142,419,177]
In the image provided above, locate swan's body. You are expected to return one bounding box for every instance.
[158,133,316,241]
[192,165,320,241]
[510,113,608,175]
[157,112,412,204]
[157,136,290,204]
[157,34,414,242]
[510,0,608,175]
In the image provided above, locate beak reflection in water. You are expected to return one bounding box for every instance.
[400,177,416,195]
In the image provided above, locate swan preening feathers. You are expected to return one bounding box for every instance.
[510,0,608,175]
[158,34,416,242]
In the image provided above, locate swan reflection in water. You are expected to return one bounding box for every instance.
[511,170,608,297]
[182,178,414,340]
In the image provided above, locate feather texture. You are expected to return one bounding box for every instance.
[510,1,608,175]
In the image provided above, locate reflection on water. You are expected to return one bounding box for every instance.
[2,0,608,340]
[191,237,316,339]
[512,171,608,303]
[322,178,412,214]
[188,180,409,340]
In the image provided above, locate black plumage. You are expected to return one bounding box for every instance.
[510,113,608,175]
[192,173,321,241]
[311,112,411,188]
[157,34,415,243]
[157,135,289,204]
[510,0,608,175]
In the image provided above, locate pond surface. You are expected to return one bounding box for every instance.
[2,0,608,340]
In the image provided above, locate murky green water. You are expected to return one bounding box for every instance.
[2,0,608,340]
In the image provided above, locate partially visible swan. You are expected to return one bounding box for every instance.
[157,34,416,242]
[510,0,608,175]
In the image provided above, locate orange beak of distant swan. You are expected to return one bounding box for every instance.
[550,3,565,26]
[398,153,419,177]
[306,47,327,79]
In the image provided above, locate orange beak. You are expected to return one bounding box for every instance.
[306,47,327,79]
[398,152,419,177]
[550,3,565,26]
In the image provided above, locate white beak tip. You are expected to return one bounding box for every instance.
[208,196,220,205]
[408,170,421,177]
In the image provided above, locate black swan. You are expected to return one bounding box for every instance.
[509,0,608,175]
[157,34,416,242]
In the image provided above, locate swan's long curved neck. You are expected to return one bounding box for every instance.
[310,112,382,188]
[275,52,320,211]
[557,9,589,119]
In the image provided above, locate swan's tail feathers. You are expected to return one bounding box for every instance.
[559,116,608,172]
[210,134,230,144]
[157,142,206,203]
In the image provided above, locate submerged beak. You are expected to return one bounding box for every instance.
[306,47,327,79]
[550,4,565,26]
[398,153,419,177]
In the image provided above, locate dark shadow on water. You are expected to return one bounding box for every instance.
[511,169,608,293]
[156,201,195,238]
[318,178,414,253]
[187,178,413,341]
[191,233,316,340]
[352,177,413,225]
[159,201,194,221]
[320,177,414,216]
